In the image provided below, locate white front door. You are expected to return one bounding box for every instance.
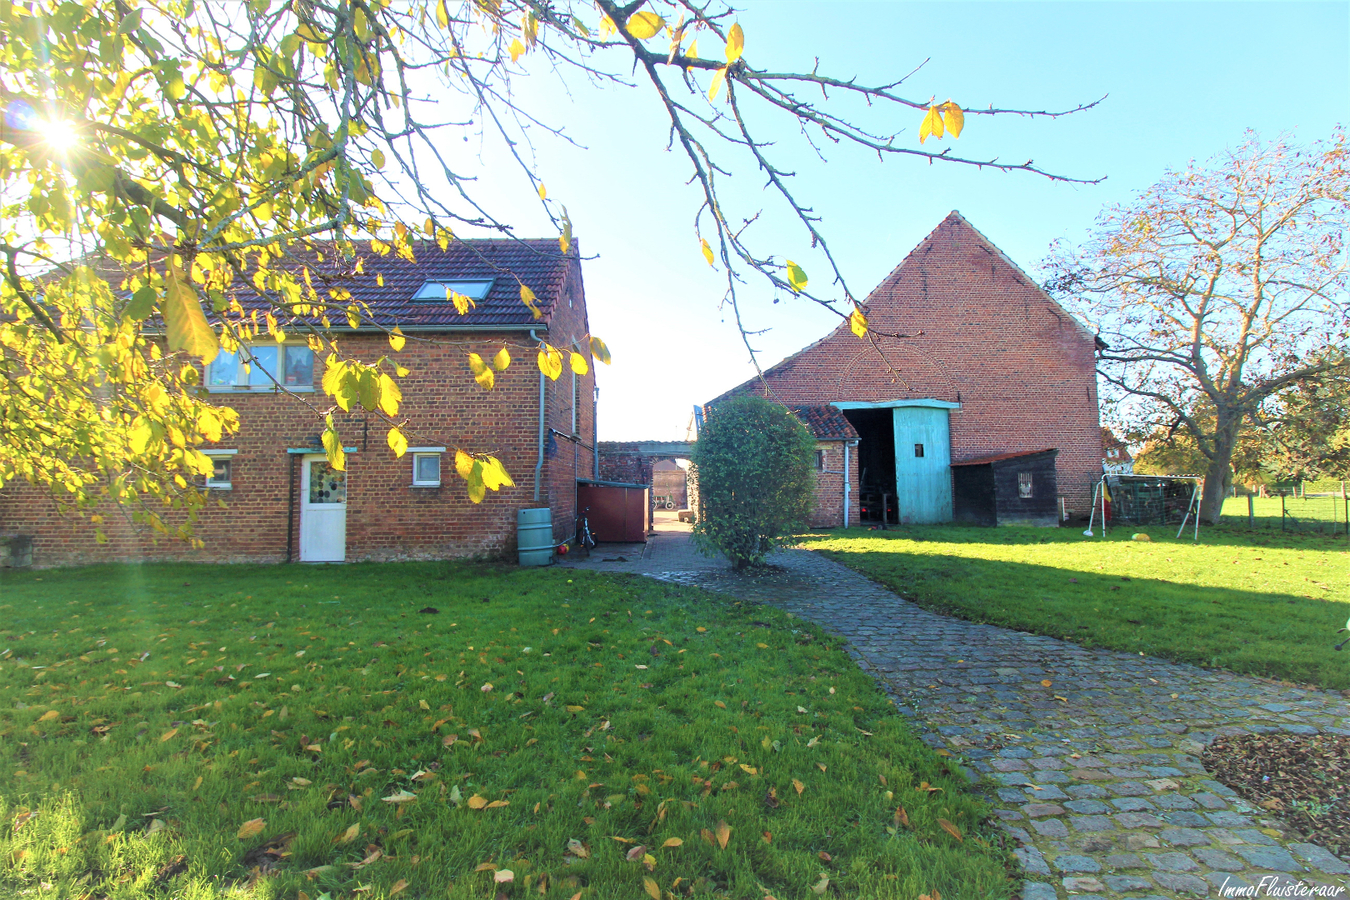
[300,455,347,562]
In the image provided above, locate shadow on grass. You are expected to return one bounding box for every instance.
[806,535,1350,691]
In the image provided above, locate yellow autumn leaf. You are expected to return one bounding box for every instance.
[378,373,401,416]
[163,264,220,363]
[785,260,808,292]
[466,795,488,809]
[626,11,664,39]
[724,22,744,63]
[708,67,726,101]
[643,877,661,900]
[569,351,589,375]
[391,879,409,896]
[537,182,547,200]
[485,799,510,808]
[387,426,408,457]
[435,0,449,29]
[662,837,683,848]
[336,823,359,845]
[160,728,178,742]
[686,37,698,58]
[237,818,265,840]
[919,105,944,144]
[388,326,405,352]
[520,283,541,318]
[937,818,963,842]
[849,309,867,338]
[455,450,474,479]
[589,335,612,365]
[715,820,731,849]
[701,237,715,266]
[941,100,964,138]
[469,353,495,389]
[537,347,563,381]
[492,346,511,371]
[508,38,525,63]
[37,710,59,722]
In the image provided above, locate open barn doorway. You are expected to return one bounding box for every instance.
[842,408,898,524]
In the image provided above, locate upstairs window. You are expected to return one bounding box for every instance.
[411,279,494,302]
[206,344,314,391]
[813,449,825,470]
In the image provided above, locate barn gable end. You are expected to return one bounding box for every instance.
[708,211,1102,525]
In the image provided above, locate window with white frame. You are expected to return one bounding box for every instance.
[814,449,826,470]
[206,344,315,391]
[203,450,237,489]
[410,448,446,487]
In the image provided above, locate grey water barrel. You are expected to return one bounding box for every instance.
[517,508,553,566]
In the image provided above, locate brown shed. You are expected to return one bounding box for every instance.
[951,449,1060,527]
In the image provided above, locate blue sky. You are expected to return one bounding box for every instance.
[441,1,1348,440]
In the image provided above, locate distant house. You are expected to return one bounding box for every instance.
[708,212,1102,526]
[1101,427,1134,473]
[0,239,597,565]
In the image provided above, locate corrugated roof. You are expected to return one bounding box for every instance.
[80,238,574,331]
[951,449,1058,467]
[792,406,859,440]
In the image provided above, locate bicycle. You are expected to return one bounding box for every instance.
[576,507,596,558]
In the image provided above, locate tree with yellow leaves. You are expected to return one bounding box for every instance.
[0,0,1095,538]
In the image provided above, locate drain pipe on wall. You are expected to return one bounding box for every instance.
[820,440,859,529]
[530,329,546,502]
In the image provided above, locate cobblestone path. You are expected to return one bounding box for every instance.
[562,532,1350,898]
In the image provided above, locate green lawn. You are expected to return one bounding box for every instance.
[0,562,1008,900]
[803,524,1350,690]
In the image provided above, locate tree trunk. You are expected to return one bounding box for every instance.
[1200,422,1240,524]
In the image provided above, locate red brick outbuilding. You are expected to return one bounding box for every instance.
[710,212,1102,526]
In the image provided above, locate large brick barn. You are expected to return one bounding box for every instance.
[709,212,1102,528]
[0,239,597,565]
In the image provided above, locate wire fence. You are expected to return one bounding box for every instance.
[1220,493,1350,535]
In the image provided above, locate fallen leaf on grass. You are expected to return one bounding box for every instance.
[160,728,178,742]
[566,838,589,859]
[467,795,489,809]
[382,790,417,804]
[486,799,510,808]
[336,824,359,845]
[494,870,514,884]
[792,779,804,795]
[714,700,726,709]
[644,877,661,899]
[662,837,683,848]
[146,818,166,836]
[626,844,648,861]
[443,734,459,748]
[37,710,58,722]
[390,879,409,895]
[715,820,731,849]
[347,849,381,869]
[937,818,963,842]
[894,806,910,828]
[811,875,830,895]
[237,818,265,840]
[700,828,714,846]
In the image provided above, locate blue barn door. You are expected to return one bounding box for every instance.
[893,407,952,523]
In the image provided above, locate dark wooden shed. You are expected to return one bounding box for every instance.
[951,449,1060,527]
[577,480,650,543]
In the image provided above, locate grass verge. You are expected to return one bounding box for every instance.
[0,562,1008,900]
[803,524,1349,690]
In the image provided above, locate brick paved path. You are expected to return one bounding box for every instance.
[562,532,1350,899]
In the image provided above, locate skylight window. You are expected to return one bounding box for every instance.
[411,279,494,303]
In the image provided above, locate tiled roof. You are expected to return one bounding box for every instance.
[83,238,574,331]
[792,406,859,440]
[951,449,1057,467]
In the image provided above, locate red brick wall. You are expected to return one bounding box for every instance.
[810,442,861,529]
[719,213,1101,515]
[0,254,597,566]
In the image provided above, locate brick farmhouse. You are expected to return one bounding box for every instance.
[0,239,597,565]
[709,212,1102,528]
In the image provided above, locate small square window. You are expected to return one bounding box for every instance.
[206,457,232,490]
[413,453,442,487]
[914,443,925,458]
[813,449,825,471]
[1018,472,1033,499]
